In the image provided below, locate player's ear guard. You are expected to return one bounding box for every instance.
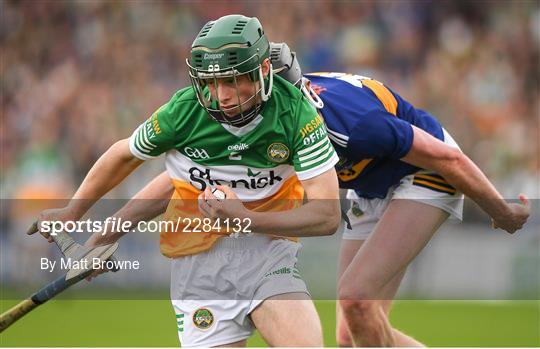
[270,42,324,109]
[270,42,303,87]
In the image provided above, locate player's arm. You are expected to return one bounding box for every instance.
[264,167,341,236]
[34,102,176,241]
[401,126,530,233]
[82,171,172,281]
[33,138,144,241]
[69,138,144,218]
[85,171,173,246]
[209,168,341,237]
[112,170,172,224]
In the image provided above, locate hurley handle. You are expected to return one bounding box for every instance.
[28,221,120,272]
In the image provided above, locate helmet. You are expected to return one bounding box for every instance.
[269,42,324,109]
[187,15,273,127]
[270,42,303,87]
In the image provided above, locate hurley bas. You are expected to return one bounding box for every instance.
[40,257,140,273]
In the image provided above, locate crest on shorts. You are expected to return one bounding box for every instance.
[193,308,214,330]
[351,201,364,217]
[267,143,290,163]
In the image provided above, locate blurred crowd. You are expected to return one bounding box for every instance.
[1,0,539,200]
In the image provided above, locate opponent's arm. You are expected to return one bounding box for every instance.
[401,126,529,234]
[201,168,341,237]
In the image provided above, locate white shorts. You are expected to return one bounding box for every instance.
[342,129,465,240]
[170,235,309,347]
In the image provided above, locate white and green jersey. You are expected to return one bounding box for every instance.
[128,76,338,257]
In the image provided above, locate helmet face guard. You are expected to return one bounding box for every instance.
[187,15,272,127]
[187,53,273,127]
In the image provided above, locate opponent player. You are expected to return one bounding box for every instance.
[286,51,529,346]
[31,16,341,347]
[78,43,530,347]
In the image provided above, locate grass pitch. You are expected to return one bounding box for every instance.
[1,298,538,346]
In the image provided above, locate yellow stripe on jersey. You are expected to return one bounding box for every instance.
[414,174,453,186]
[160,176,303,258]
[338,159,373,182]
[412,177,457,195]
[361,79,398,116]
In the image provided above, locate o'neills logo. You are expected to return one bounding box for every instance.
[189,167,282,191]
[204,53,224,60]
[227,143,249,151]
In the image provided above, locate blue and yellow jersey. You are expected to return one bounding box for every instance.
[305,72,445,199]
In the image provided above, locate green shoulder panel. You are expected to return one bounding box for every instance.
[129,87,197,160]
[271,76,339,180]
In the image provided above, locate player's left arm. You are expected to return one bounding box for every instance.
[402,126,530,234]
[85,171,173,247]
[201,168,341,237]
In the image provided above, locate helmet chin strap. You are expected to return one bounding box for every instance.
[259,63,273,102]
[208,102,263,128]
[301,77,324,109]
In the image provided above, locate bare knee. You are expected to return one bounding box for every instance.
[337,277,378,301]
[336,323,353,347]
[339,299,392,346]
[339,298,378,323]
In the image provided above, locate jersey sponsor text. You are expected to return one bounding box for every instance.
[188,166,283,191]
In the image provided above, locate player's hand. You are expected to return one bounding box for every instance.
[491,194,530,234]
[198,185,249,221]
[83,233,116,282]
[27,207,79,243]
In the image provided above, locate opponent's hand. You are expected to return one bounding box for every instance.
[27,207,79,243]
[198,185,249,221]
[491,194,530,234]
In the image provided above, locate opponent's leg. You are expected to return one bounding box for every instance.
[336,239,421,346]
[336,239,362,347]
[338,200,449,346]
[251,292,323,347]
